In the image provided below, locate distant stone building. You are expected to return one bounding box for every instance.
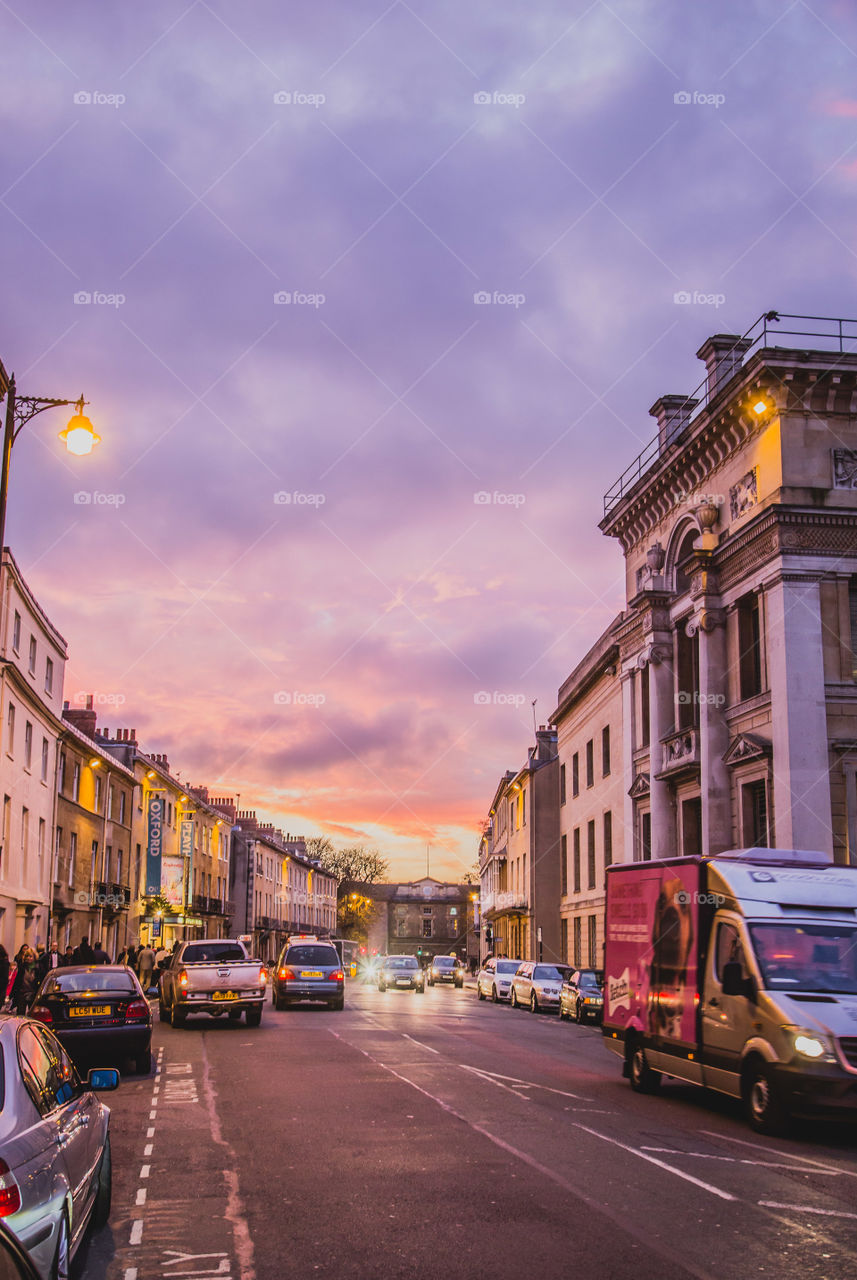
[349,877,478,964]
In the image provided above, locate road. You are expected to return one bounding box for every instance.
[79,980,857,1280]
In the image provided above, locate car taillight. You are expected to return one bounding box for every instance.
[279,967,295,980]
[0,1160,21,1217]
[125,1000,149,1022]
[328,970,344,981]
[29,1006,52,1025]
[179,970,188,987]
[259,968,267,985]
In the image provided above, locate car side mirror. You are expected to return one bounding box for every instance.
[721,962,755,1000]
[88,1068,120,1092]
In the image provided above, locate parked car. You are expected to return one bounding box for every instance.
[509,962,571,1013]
[272,941,344,1010]
[427,956,465,987]
[378,956,425,992]
[159,938,267,1027]
[29,965,152,1075]
[559,969,604,1023]
[476,957,523,1003]
[0,1014,118,1280]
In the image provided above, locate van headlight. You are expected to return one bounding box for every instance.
[790,1029,835,1062]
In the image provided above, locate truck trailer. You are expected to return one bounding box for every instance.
[602,847,857,1132]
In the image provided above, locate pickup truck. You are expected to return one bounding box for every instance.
[159,938,267,1027]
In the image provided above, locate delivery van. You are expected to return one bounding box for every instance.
[602,847,857,1133]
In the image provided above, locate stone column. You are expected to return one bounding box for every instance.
[620,666,637,863]
[645,643,677,860]
[689,609,731,854]
[765,574,833,855]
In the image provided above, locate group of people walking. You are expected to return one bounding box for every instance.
[0,937,165,1013]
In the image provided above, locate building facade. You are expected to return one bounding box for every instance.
[478,727,561,963]
[0,551,68,956]
[347,877,479,964]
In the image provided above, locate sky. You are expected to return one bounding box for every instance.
[1,0,857,881]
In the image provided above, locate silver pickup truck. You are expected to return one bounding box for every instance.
[159,938,267,1027]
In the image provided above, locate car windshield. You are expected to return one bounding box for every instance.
[578,972,601,988]
[386,957,418,970]
[182,943,246,964]
[749,924,857,994]
[433,958,455,968]
[286,947,339,966]
[533,965,568,981]
[44,970,137,995]
[496,960,521,975]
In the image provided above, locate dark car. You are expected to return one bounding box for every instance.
[29,965,152,1074]
[560,968,604,1023]
[378,956,425,992]
[272,942,344,1010]
[427,956,465,988]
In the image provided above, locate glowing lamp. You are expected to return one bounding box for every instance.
[752,399,768,416]
[59,403,100,456]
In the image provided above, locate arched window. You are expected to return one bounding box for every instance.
[673,528,699,594]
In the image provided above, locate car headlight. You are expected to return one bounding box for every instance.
[790,1028,836,1062]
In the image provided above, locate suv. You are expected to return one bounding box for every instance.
[378,956,425,993]
[476,957,523,1003]
[272,942,345,1010]
[427,956,465,987]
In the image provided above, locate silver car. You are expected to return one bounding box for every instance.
[0,1015,118,1279]
[476,958,523,1003]
[509,962,571,1013]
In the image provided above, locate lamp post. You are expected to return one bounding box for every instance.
[0,360,100,556]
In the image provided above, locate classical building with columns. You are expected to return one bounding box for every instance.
[550,312,857,966]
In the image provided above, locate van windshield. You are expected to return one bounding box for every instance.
[749,923,857,994]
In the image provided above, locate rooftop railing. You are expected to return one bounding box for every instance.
[602,312,857,517]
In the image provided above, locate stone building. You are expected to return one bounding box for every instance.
[350,877,478,964]
[0,550,67,955]
[478,727,561,963]
[56,699,136,955]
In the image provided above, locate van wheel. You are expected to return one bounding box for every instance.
[744,1061,789,1135]
[628,1040,661,1094]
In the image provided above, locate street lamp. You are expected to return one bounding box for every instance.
[0,360,99,555]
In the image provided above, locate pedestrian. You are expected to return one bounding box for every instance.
[0,946,8,1010]
[34,945,49,982]
[126,944,138,971]
[92,940,111,964]
[137,943,156,992]
[73,936,95,965]
[38,944,61,980]
[61,945,75,967]
[10,946,38,1014]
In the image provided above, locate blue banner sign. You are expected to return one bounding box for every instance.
[146,793,164,895]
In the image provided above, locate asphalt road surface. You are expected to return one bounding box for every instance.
[79,980,857,1280]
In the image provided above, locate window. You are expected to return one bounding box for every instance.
[560,834,568,896]
[107,786,114,819]
[6,703,14,756]
[422,905,432,915]
[602,726,611,777]
[58,752,66,792]
[682,796,702,857]
[21,807,29,873]
[573,917,582,967]
[585,740,594,788]
[588,915,598,968]
[119,791,126,824]
[572,752,579,798]
[91,840,98,884]
[640,667,650,748]
[68,832,77,887]
[561,917,568,965]
[742,778,770,847]
[639,811,652,862]
[738,592,764,700]
[573,827,581,894]
[38,818,45,869]
[521,789,526,827]
[72,762,80,802]
[27,636,36,675]
[12,612,20,653]
[94,775,102,812]
[587,820,596,889]
[422,918,433,938]
[44,657,54,696]
[676,625,700,728]
[715,922,746,983]
[23,721,33,769]
[54,826,62,883]
[560,763,566,805]
[603,811,613,868]
[40,737,49,783]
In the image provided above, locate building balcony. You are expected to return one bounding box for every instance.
[659,727,700,776]
[486,891,529,914]
[480,891,495,913]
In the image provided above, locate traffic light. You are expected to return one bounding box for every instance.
[417,947,422,955]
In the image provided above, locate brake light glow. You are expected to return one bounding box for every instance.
[179,970,188,988]
[328,970,345,981]
[29,1005,52,1025]
[125,1000,149,1022]
[0,1160,21,1217]
[279,967,296,980]
[259,968,268,985]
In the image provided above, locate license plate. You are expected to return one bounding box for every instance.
[212,991,238,1001]
[300,971,323,978]
[396,979,410,985]
[70,1005,111,1018]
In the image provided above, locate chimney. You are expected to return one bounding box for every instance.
[535,724,557,761]
[62,694,97,739]
[649,395,699,453]
[696,334,753,402]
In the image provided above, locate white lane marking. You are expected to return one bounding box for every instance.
[200,1038,255,1279]
[140,1165,150,1178]
[148,1110,157,1120]
[123,1269,137,1280]
[641,1148,841,1174]
[144,1144,153,1157]
[136,1188,147,1206]
[130,1220,143,1245]
[401,1034,440,1054]
[700,1129,857,1181]
[573,1125,736,1201]
[146,1126,155,1138]
[760,1201,857,1220]
[459,1064,588,1101]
